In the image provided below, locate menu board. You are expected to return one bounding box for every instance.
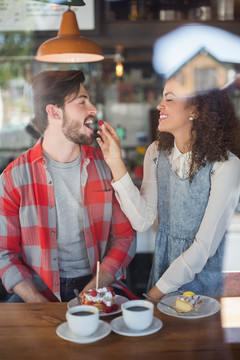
[0,0,95,31]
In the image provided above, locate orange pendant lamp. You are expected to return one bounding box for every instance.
[35,5,104,63]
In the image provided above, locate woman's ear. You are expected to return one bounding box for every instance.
[46,104,62,120]
[191,112,198,120]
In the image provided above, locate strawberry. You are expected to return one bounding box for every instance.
[90,290,98,297]
[111,304,119,311]
[104,306,111,314]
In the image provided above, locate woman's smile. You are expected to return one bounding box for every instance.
[159,113,168,123]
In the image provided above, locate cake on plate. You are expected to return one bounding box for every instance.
[82,286,119,314]
[174,291,203,313]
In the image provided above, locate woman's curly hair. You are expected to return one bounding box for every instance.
[156,89,240,183]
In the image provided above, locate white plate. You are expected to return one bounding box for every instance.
[56,320,111,344]
[110,316,163,337]
[157,295,221,319]
[67,295,128,317]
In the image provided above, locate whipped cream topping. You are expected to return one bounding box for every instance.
[84,287,113,307]
[178,295,202,307]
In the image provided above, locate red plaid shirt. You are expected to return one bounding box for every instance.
[0,139,136,300]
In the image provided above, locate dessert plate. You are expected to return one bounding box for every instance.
[67,295,128,317]
[56,320,111,344]
[157,295,221,319]
[110,316,163,337]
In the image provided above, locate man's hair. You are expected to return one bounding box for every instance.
[31,70,85,134]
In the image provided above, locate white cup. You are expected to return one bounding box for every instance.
[66,305,99,337]
[121,300,154,331]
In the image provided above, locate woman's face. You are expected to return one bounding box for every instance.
[157,78,194,139]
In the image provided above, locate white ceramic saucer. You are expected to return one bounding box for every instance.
[56,320,111,344]
[157,295,221,319]
[110,316,163,337]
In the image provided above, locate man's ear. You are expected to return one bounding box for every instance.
[46,104,62,120]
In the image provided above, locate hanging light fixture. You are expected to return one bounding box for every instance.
[35,0,104,63]
[114,45,124,77]
[115,61,123,77]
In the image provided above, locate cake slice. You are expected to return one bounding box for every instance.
[175,291,203,313]
[81,286,119,313]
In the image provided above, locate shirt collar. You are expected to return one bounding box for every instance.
[29,137,44,163]
[172,141,191,162]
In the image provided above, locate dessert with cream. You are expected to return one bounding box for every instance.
[82,286,119,314]
[174,291,203,313]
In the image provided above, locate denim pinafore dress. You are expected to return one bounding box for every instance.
[148,152,225,297]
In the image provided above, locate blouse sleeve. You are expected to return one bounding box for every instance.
[112,142,158,232]
[156,153,240,294]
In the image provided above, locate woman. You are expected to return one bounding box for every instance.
[97,77,240,300]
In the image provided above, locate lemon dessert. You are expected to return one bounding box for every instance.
[174,291,203,313]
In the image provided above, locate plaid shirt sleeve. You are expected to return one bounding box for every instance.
[0,160,33,291]
[0,141,58,294]
[103,194,137,279]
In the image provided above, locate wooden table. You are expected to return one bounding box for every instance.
[0,297,239,360]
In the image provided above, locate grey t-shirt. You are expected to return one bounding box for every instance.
[44,153,91,278]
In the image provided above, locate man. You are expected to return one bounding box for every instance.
[0,70,136,302]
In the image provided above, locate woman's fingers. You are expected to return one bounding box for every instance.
[96,121,122,162]
[97,130,107,143]
[98,121,120,144]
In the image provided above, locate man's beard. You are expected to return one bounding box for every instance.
[62,114,94,145]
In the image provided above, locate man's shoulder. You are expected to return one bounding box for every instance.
[2,140,41,175]
[3,150,30,174]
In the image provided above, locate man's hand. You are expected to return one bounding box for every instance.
[80,269,115,296]
[13,279,49,303]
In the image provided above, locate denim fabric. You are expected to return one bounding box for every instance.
[148,152,225,297]
[7,276,130,303]
[60,277,129,301]
[7,294,24,303]
[60,275,93,302]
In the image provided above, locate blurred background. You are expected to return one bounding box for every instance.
[0,0,239,300]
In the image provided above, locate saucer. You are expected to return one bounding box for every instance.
[110,316,163,337]
[157,295,221,319]
[56,320,111,344]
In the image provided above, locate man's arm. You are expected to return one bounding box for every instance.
[98,194,137,281]
[0,171,49,301]
[13,279,49,303]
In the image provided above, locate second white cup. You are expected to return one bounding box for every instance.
[121,299,153,331]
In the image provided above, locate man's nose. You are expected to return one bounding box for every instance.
[89,104,97,115]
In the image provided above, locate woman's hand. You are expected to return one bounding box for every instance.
[97,121,127,182]
[97,121,121,163]
[147,285,165,301]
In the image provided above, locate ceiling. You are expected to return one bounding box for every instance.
[32,0,240,64]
